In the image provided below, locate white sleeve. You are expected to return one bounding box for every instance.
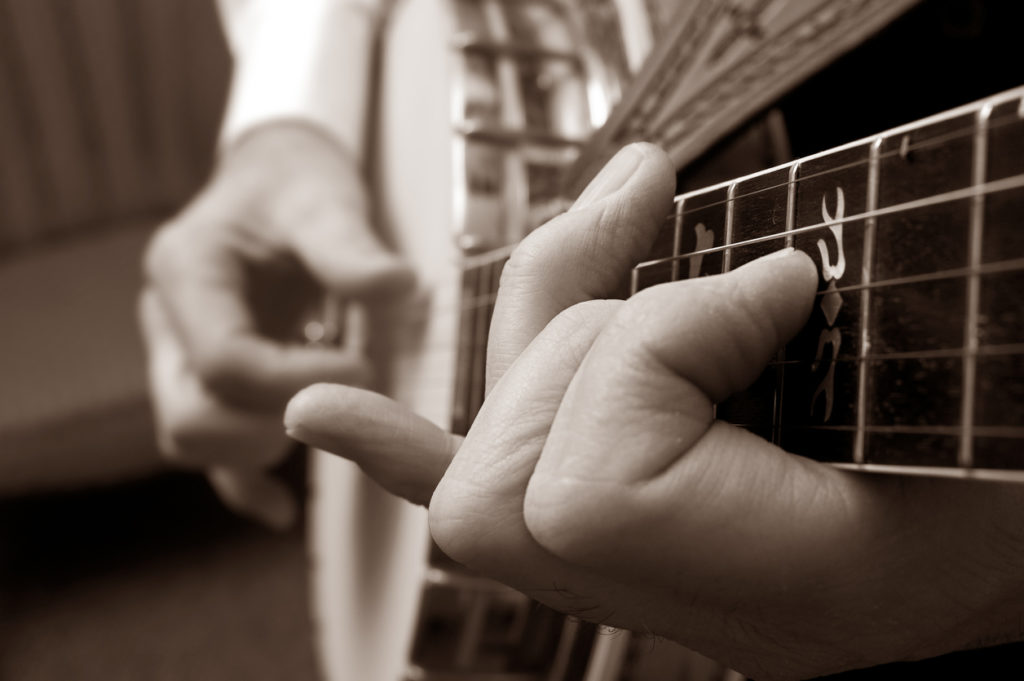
[215,0,387,162]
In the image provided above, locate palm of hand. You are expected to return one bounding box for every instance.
[141,123,411,527]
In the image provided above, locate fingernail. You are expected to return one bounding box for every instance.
[571,145,643,210]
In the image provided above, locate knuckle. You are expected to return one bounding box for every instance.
[607,293,663,357]
[524,475,619,563]
[155,414,207,467]
[143,224,187,284]
[499,230,553,291]
[190,347,247,396]
[549,298,618,328]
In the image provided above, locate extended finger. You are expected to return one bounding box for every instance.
[486,143,675,391]
[284,384,461,506]
[429,300,620,577]
[145,220,372,409]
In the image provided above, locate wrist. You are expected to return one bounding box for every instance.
[218,0,382,162]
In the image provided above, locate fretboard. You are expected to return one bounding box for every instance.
[455,85,1024,481]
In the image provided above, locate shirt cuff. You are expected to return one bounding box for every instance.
[219,0,383,163]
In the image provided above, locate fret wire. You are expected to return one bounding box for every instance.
[811,256,1024,298]
[774,163,800,446]
[458,251,1024,321]
[784,163,798,247]
[722,183,736,272]
[454,255,1024,317]
[765,351,1024,374]
[854,138,882,464]
[637,171,1024,268]
[762,344,1024,370]
[781,424,1024,438]
[407,342,1024,369]
[671,197,684,281]
[960,104,993,469]
[842,343,1024,362]
[831,464,1024,483]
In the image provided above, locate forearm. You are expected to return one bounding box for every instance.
[215,0,389,161]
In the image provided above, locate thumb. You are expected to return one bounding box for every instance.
[208,467,298,531]
[290,205,415,300]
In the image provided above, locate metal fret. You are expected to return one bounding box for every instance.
[960,104,993,468]
[668,87,1024,202]
[832,464,1024,483]
[722,182,737,272]
[773,162,801,444]
[853,138,882,464]
[784,161,799,246]
[638,172,1024,267]
[671,197,684,281]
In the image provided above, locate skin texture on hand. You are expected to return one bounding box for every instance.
[141,122,413,528]
[285,143,1024,679]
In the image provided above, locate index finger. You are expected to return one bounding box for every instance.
[485,143,675,392]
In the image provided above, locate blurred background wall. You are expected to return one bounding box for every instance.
[0,0,228,490]
[0,3,319,679]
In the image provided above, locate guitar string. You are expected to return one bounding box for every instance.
[664,109,1023,216]
[458,107,1024,274]
[431,176,1024,321]
[443,110,1024,450]
[396,276,1024,366]
[731,424,1024,438]
[635,172,1024,267]
[442,209,1024,444]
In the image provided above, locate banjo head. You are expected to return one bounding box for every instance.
[311,1,692,680]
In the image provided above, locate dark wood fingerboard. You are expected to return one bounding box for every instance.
[633,86,1024,479]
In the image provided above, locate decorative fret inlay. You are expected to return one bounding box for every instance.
[629,86,1024,478]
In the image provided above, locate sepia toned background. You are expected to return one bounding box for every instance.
[2,0,1024,679]
[0,2,319,679]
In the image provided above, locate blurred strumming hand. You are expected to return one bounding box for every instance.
[141,123,412,528]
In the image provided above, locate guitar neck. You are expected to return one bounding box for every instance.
[457,85,1024,480]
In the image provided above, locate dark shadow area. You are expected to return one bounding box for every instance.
[0,454,319,681]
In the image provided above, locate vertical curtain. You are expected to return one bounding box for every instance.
[0,0,230,256]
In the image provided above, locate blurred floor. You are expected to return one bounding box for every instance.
[0,465,319,681]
